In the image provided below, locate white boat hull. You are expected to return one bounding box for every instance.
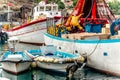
[2,69,32,80]
[1,62,31,74]
[37,62,73,72]
[44,33,120,76]
[3,19,47,45]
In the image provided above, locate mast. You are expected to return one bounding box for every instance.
[7,2,13,29]
[7,2,11,22]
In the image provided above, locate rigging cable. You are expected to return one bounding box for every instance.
[84,0,94,24]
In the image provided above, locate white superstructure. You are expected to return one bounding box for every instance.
[33,2,61,19]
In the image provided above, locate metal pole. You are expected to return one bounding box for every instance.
[8,5,10,22]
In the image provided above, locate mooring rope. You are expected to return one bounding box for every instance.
[87,39,101,57]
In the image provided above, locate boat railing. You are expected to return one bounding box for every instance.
[36,4,58,12]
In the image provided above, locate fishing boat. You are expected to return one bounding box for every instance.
[2,1,61,45]
[0,51,32,74]
[43,0,120,77]
[0,37,32,74]
[25,45,85,72]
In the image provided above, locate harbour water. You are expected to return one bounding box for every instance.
[0,43,120,80]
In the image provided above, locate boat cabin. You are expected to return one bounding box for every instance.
[33,2,61,19]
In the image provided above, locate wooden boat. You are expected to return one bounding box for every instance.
[25,45,85,72]
[0,37,32,74]
[43,0,120,77]
[2,1,61,45]
[0,51,32,74]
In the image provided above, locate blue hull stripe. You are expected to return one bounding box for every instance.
[45,33,120,44]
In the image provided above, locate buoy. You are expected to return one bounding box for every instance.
[31,62,37,68]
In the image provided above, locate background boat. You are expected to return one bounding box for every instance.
[2,1,62,45]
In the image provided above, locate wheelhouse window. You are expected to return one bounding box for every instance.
[46,6,51,11]
[53,6,57,11]
[40,6,44,11]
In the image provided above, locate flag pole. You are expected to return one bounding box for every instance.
[8,3,10,22]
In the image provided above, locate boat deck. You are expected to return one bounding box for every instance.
[61,32,110,40]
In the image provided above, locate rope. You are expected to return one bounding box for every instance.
[87,39,101,57]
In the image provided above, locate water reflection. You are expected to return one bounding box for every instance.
[32,69,67,80]
[0,43,40,52]
[1,70,32,80]
[31,68,86,80]
[1,69,67,80]
[1,65,120,80]
[1,68,85,80]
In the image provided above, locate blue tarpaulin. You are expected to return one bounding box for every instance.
[85,24,102,33]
